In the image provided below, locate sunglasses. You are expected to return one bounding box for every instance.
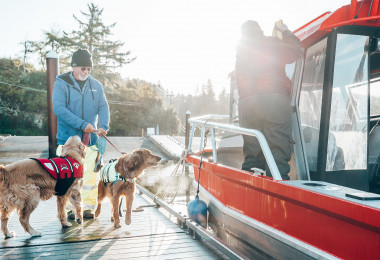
[80,67,92,72]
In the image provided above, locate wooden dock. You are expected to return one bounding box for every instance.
[0,136,228,259]
[0,192,224,259]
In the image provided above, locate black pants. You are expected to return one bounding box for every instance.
[238,94,292,180]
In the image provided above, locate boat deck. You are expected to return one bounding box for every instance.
[0,191,224,259]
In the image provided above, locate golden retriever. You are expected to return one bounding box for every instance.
[0,135,86,238]
[95,149,161,228]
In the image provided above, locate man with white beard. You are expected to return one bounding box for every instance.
[53,49,110,219]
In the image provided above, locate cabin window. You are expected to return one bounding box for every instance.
[299,38,328,171]
[326,34,369,171]
[286,62,296,81]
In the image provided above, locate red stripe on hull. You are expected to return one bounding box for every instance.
[187,156,380,260]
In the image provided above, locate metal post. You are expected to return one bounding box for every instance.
[200,125,205,151]
[184,111,191,202]
[46,51,58,158]
[210,127,217,163]
[185,111,191,148]
[188,124,195,151]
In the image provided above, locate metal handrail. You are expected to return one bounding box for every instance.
[188,114,282,180]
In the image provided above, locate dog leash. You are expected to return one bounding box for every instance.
[94,131,124,156]
[82,132,90,146]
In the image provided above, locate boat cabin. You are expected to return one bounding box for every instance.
[186,2,380,258]
[225,0,380,193]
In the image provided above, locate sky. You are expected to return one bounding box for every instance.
[1,0,346,95]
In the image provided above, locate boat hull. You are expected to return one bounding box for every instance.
[196,182,337,259]
[187,155,380,260]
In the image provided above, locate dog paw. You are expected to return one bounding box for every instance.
[30,230,42,237]
[61,221,72,228]
[110,217,114,222]
[5,231,15,238]
[125,218,131,225]
[114,223,121,229]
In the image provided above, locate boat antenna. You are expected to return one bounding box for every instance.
[355,0,365,19]
[368,0,374,16]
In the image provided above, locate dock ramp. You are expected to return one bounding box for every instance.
[148,135,185,161]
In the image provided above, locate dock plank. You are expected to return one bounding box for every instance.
[0,192,221,259]
[0,136,225,259]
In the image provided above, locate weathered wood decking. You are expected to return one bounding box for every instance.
[0,193,223,259]
[0,136,224,259]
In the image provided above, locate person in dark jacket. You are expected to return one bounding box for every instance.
[235,20,301,180]
[53,49,110,218]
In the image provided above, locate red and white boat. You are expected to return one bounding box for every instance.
[186,1,380,259]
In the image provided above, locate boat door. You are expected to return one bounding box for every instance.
[297,26,380,192]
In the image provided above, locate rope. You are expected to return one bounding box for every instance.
[196,130,208,199]
[0,80,47,93]
[155,148,189,204]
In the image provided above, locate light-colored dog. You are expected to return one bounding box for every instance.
[0,136,86,238]
[95,149,161,228]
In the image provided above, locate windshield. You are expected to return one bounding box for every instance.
[326,34,369,171]
[299,37,328,172]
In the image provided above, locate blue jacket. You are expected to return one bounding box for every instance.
[52,72,110,146]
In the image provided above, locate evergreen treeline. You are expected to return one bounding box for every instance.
[0,2,230,136]
[171,80,230,129]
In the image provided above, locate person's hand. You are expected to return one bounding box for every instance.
[84,123,95,133]
[96,128,107,136]
[274,19,288,32]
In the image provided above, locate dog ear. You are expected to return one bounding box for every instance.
[125,152,142,171]
[78,143,86,158]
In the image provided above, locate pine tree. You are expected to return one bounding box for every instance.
[61,2,136,87]
[30,2,135,88]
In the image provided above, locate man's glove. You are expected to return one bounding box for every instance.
[274,19,289,32]
[272,19,289,39]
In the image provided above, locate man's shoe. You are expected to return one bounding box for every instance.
[84,209,94,219]
[67,210,75,220]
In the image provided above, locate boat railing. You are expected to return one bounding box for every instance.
[188,114,282,180]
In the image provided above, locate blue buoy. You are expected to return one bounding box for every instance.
[187,196,207,227]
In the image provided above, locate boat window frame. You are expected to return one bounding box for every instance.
[326,33,370,171]
[314,26,378,191]
[297,34,330,180]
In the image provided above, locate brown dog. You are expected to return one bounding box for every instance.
[95,149,161,228]
[0,136,86,238]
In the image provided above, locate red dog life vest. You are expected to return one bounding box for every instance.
[31,157,83,196]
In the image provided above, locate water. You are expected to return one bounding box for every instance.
[137,160,197,215]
